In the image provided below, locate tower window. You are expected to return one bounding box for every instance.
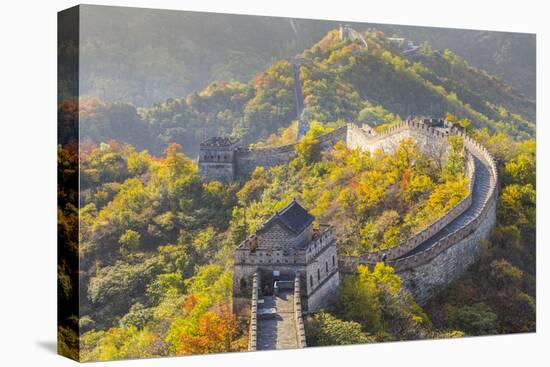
[239,277,247,291]
[332,255,335,267]
[310,275,313,288]
[317,269,321,281]
[326,261,329,272]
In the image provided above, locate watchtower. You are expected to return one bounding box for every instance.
[233,200,340,314]
[339,24,351,40]
[198,137,240,182]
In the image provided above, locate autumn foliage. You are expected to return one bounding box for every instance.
[176,306,238,355]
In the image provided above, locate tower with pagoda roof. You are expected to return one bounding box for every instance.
[233,199,340,314]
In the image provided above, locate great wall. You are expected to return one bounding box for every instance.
[199,116,498,351]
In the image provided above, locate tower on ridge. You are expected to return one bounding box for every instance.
[198,136,240,182]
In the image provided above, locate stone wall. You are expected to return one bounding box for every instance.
[235,247,307,268]
[235,145,296,178]
[346,121,450,157]
[198,139,239,181]
[233,262,258,316]
[293,274,307,348]
[399,199,497,304]
[305,227,340,311]
[248,272,259,351]
[340,119,498,304]
[198,161,235,182]
[387,134,498,274]
[235,118,498,312]
[306,270,339,311]
[234,126,348,178]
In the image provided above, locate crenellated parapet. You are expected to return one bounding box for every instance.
[200,126,349,181]
[305,225,336,263]
[341,152,475,269]
[388,131,498,272]
[231,115,497,310]
[248,272,260,351]
[293,273,307,348]
[339,119,498,303]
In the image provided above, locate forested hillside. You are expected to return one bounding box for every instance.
[58,118,535,359]
[61,127,466,359]
[75,6,535,105]
[57,26,536,360]
[74,28,535,158]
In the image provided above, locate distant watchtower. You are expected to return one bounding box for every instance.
[198,137,240,182]
[339,24,351,40]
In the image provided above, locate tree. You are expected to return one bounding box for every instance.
[293,137,321,167]
[340,263,430,340]
[449,303,498,336]
[90,326,160,360]
[119,303,153,329]
[504,152,535,187]
[489,259,523,288]
[340,263,400,334]
[119,229,141,251]
[442,135,464,178]
[176,307,238,355]
[306,311,373,346]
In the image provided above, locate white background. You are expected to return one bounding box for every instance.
[0,0,547,365]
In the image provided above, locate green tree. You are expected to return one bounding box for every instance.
[442,135,464,178]
[306,311,373,346]
[119,229,141,251]
[340,263,400,334]
[119,303,153,329]
[293,137,321,167]
[449,303,498,336]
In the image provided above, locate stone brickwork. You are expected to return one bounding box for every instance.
[198,137,240,181]
[293,274,307,348]
[398,199,497,304]
[248,272,259,351]
[339,119,498,304]
[304,226,340,311]
[200,126,349,180]
[234,203,340,315]
[229,116,497,347]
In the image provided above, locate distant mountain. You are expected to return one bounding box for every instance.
[78,5,535,107]
[372,24,536,101]
[75,27,535,158]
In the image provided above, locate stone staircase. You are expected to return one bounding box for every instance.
[256,291,299,350]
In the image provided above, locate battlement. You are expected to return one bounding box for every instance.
[230,116,497,308]
[233,200,340,314]
[339,120,498,303]
[200,136,240,148]
[305,225,336,263]
[198,136,240,181]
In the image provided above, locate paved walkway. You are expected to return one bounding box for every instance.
[400,155,493,257]
[257,291,298,350]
